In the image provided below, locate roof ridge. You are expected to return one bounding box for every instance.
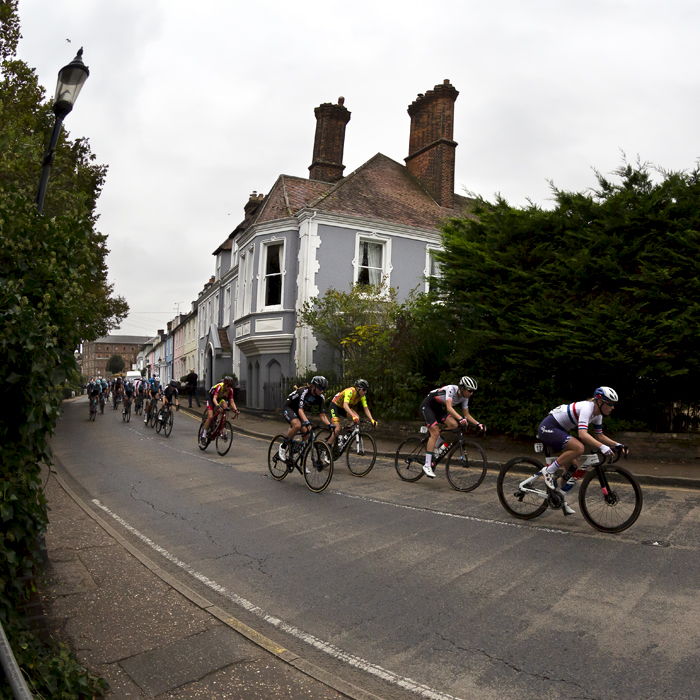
[307,153,389,207]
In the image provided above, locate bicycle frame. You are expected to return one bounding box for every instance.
[516,452,603,500]
[419,424,482,465]
[326,420,372,457]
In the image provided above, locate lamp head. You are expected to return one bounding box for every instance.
[53,47,89,117]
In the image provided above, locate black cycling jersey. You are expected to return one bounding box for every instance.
[284,386,326,415]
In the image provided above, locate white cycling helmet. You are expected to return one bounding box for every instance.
[459,376,478,392]
[594,386,619,403]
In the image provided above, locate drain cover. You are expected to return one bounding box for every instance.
[642,540,670,547]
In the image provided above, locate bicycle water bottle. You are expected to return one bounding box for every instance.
[561,466,588,492]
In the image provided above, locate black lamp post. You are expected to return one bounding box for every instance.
[36,48,90,214]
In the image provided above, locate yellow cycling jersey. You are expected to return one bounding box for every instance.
[331,387,368,409]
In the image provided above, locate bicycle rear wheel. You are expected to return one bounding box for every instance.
[578,466,643,533]
[155,411,163,433]
[346,433,377,477]
[198,416,209,450]
[268,435,289,481]
[394,438,426,482]
[164,410,173,437]
[149,406,158,428]
[304,441,333,493]
[445,440,488,492]
[216,420,233,455]
[497,457,549,519]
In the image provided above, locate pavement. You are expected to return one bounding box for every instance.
[38,400,700,699]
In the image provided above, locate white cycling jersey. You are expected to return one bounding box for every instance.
[428,385,470,410]
[549,401,603,433]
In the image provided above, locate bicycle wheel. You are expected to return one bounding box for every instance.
[90,403,96,421]
[346,433,377,477]
[126,403,131,422]
[149,406,158,428]
[445,440,488,492]
[155,411,163,433]
[394,438,426,482]
[198,416,209,450]
[268,435,289,481]
[304,441,333,493]
[578,466,643,533]
[216,420,233,455]
[497,457,549,520]
[164,410,173,437]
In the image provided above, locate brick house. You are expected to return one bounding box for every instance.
[81,335,149,378]
[197,80,474,408]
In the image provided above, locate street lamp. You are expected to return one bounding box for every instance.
[36,48,90,214]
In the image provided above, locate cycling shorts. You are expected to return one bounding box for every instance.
[282,404,301,424]
[329,402,350,425]
[419,396,448,427]
[537,414,572,452]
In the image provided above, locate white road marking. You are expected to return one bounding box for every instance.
[91,498,466,700]
[332,491,570,535]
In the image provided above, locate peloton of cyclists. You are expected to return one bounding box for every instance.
[536,386,629,514]
[327,378,377,456]
[201,376,238,445]
[419,376,486,479]
[278,376,332,463]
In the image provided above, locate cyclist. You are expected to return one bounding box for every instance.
[144,374,162,424]
[99,377,109,410]
[88,378,102,414]
[201,376,238,445]
[160,380,180,420]
[122,379,135,415]
[278,376,331,461]
[327,378,377,454]
[537,386,628,514]
[419,376,485,479]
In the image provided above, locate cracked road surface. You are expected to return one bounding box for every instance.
[53,398,700,700]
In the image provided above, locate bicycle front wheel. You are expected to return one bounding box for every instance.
[346,433,377,477]
[497,457,549,520]
[197,416,208,450]
[216,420,233,455]
[394,438,426,482]
[578,466,643,533]
[155,412,163,433]
[304,441,333,493]
[164,411,173,437]
[268,435,289,481]
[445,440,488,492]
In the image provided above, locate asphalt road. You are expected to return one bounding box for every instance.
[52,398,700,700]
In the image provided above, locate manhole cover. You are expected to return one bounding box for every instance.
[642,540,670,547]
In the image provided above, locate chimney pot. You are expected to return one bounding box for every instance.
[338,97,344,105]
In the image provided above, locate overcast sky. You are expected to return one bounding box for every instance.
[15,0,700,337]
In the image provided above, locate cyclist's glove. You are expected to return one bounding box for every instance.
[459,418,468,428]
[614,443,629,458]
[476,422,486,434]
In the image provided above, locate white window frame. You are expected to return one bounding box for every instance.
[424,245,443,293]
[258,238,285,312]
[224,285,232,325]
[237,245,255,318]
[353,232,392,290]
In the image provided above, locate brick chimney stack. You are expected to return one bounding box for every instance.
[309,97,351,183]
[405,79,459,208]
[244,191,264,221]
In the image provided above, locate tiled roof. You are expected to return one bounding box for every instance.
[213,237,233,254]
[237,153,475,234]
[218,329,232,354]
[92,335,150,344]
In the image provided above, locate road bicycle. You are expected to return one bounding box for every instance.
[496,443,643,533]
[89,395,99,421]
[134,393,143,415]
[198,408,238,455]
[267,425,334,493]
[395,425,488,492]
[112,391,121,410]
[155,401,175,437]
[99,393,105,414]
[323,419,377,477]
[122,395,132,423]
[144,400,158,428]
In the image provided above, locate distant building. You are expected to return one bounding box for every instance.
[81,335,150,378]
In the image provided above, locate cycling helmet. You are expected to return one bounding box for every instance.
[355,378,369,391]
[594,386,619,403]
[223,375,234,386]
[311,375,328,390]
[459,376,478,392]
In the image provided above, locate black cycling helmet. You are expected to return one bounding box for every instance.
[355,378,369,391]
[311,375,327,390]
[223,375,234,386]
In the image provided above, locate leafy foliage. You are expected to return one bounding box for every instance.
[106,354,125,374]
[0,3,126,695]
[437,161,700,434]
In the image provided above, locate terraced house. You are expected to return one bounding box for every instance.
[197,80,474,409]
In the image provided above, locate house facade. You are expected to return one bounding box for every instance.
[198,80,473,409]
[81,335,149,378]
